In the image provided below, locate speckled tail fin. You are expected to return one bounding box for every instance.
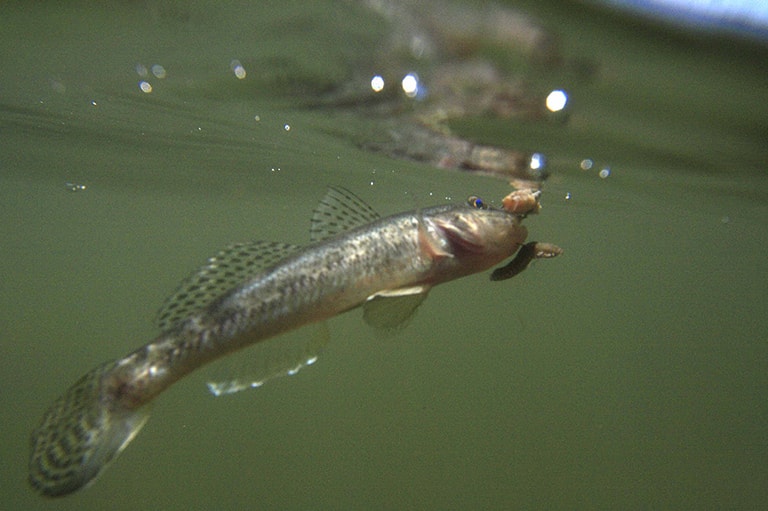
[29,361,150,497]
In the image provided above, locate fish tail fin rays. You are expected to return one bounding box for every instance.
[29,361,151,497]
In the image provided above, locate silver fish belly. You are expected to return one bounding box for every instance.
[28,187,544,497]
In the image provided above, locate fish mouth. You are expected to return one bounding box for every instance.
[431,218,485,254]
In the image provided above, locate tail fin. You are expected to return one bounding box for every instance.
[29,361,150,497]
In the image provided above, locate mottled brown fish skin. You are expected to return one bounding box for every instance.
[29,200,528,497]
[108,203,528,406]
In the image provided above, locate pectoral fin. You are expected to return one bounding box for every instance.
[363,287,430,329]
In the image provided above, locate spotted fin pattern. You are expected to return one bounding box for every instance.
[28,361,150,497]
[156,241,299,332]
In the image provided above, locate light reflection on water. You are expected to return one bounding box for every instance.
[1,1,766,510]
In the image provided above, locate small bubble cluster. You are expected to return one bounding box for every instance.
[135,63,166,94]
[579,158,612,179]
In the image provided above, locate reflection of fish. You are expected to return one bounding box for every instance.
[29,186,558,497]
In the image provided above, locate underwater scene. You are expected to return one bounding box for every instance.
[1,1,766,509]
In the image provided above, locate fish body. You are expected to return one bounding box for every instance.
[29,187,547,497]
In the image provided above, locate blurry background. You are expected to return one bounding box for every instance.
[1,1,766,509]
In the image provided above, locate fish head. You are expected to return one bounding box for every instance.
[421,198,529,277]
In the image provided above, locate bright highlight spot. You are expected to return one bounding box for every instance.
[529,152,546,170]
[599,167,611,178]
[139,81,152,93]
[64,182,87,192]
[401,73,419,98]
[546,89,568,112]
[230,59,246,79]
[371,75,385,92]
[283,124,291,131]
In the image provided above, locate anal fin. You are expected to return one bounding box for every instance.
[204,322,330,396]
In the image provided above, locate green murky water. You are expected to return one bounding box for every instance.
[2,1,766,509]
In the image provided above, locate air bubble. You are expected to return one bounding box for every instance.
[65,182,87,192]
[151,64,166,79]
[371,75,384,92]
[545,89,568,112]
[230,59,246,79]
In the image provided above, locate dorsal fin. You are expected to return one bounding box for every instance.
[156,241,300,332]
[310,186,380,242]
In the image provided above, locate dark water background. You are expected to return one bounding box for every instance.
[1,1,766,509]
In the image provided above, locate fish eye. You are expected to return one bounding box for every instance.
[467,196,487,209]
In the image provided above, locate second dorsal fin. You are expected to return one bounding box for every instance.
[310,186,381,242]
